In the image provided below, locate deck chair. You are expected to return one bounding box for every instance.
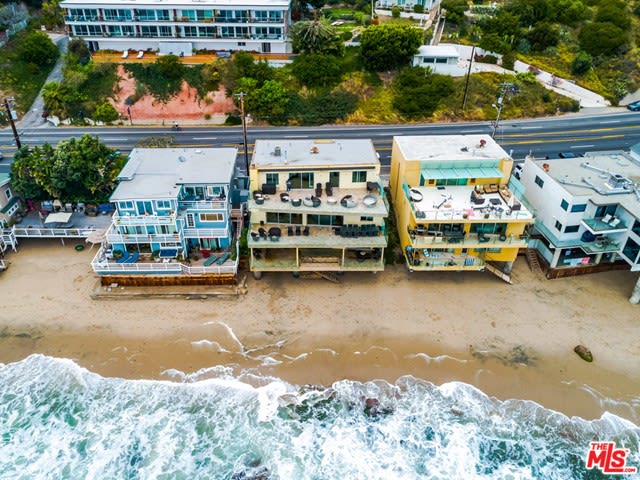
[203,255,218,266]
[215,252,231,265]
[121,50,129,59]
[136,50,144,59]
[124,251,140,264]
[602,214,613,224]
[116,252,131,264]
[609,217,621,227]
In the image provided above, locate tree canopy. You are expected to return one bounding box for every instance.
[578,22,628,57]
[393,67,454,119]
[359,24,423,72]
[17,31,59,67]
[10,135,121,202]
[291,53,343,88]
[289,20,344,56]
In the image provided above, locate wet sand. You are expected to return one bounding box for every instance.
[1,240,639,422]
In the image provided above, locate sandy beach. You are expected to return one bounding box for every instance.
[1,239,639,423]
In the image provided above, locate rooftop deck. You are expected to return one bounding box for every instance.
[407,184,533,222]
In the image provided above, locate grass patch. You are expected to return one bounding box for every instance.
[0,29,57,121]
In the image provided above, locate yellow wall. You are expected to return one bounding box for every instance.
[251,165,380,193]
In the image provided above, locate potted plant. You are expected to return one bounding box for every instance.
[113,249,123,260]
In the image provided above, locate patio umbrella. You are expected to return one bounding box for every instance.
[85,229,107,250]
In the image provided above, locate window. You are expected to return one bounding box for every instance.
[265,173,279,185]
[200,213,223,222]
[595,205,617,218]
[119,201,133,209]
[5,188,12,200]
[307,214,343,226]
[555,220,563,231]
[534,176,544,188]
[7,203,19,216]
[560,199,568,211]
[238,41,246,46]
[360,216,373,221]
[140,25,158,37]
[623,238,640,264]
[565,225,580,233]
[435,178,467,186]
[266,212,302,224]
[158,26,172,37]
[571,203,587,213]
[288,172,314,189]
[352,171,367,183]
[633,219,640,236]
[156,200,171,209]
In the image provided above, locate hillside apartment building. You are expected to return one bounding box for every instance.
[513,149,640,280]
[60,0,291,55]
[91,147,242,285]
[389,135,534,282]
[247,139,389,278]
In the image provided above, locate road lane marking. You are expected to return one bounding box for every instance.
[599,120,620,124]
[571,145,595,149]
[520,126,543,129]
[192,136,217,140]
[460,130,485,133]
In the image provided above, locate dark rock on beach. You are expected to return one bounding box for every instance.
[574,345,593,362]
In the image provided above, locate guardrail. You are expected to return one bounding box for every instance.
[12,227,96,238]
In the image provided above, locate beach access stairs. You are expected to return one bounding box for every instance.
[525,248,541,273]
[484,262,512,284]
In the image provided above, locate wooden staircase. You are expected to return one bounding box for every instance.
[525,249,541,273]
[484,263,512,284]
[300,271,341,283]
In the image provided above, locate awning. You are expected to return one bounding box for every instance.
[44,212,73,224]
[421,166,503,180]
[0,196,18,214]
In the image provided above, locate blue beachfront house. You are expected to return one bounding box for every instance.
[91,147,240,279]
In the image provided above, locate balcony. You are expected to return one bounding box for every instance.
[534,220,621,254]
[113,211,177,226]
[183,227,229,238]
[106,231,181,244]
[91,248,238,275]
[408,230,528,249]
[581,216,627,234]
[249,186,388,218]
[405,249,486,271]
[179,199,227,211]
[247,223,387,249]
[406,185,533,223]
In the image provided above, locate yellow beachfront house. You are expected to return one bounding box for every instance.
[247,139,389,278]
[389,135,534,281]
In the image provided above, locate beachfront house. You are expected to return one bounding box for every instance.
[0,173,20,228]
[512,148,640,281]
[247,139,389,278]
[59,0,291,56]
[91,147,241,284]
[389,135,534,282]
[412,45,464,76]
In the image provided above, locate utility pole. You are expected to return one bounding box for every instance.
[461,46,475,111]
[235,92,249,175]
[4,98,21,149]
[491,82,516,139]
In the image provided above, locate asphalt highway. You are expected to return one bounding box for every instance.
[1,110,639,175]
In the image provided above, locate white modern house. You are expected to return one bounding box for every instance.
[412,44,463,75]
[60,0,291,55]
[514,150,640,291]
[376,0,439,12]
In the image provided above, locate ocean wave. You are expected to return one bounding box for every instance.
[0,355,639,479]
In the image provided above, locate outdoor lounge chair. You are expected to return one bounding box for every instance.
[124,251,140,264]
[136,50,144,59]
[296,226,301,236]
[303,226,309,236]
[288,226,294,236]
[116,252,131,264]
[602,214,613,224]
[203,255,218,266]
[122,50,129,59]
[215,252,231,265]
[609,217,621,227]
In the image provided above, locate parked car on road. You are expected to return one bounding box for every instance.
[558,151,582,159]
[626,100,640,111]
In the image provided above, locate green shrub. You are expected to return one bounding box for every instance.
[225,114,243,125]
[391,6,401,18]
[93,102,119,123]
[413,4,424,13]
[204,113,212,120]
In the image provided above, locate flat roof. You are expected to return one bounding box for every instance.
[533,152,640,218]
[112,147,237,201]
[416,45,459,58]
[252,139,379,170]
[394,135,511,163]
[60,0,289,8]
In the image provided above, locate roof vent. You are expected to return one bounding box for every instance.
[310,146,319,154]
[178,155,186,163]
[274,146,281,156]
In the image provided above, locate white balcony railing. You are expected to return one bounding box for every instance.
[179,200,227,210]
[183,227,228,238]
[106,232,182,244]
[113,212,177,226]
